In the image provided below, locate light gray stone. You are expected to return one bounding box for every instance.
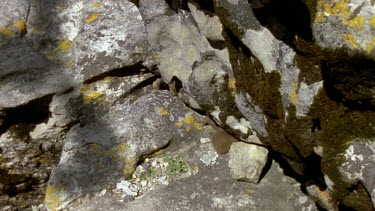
[74,145,317,211]
[188,3,225,42]
[0,44,75,108]
[73,0,154,81]
[313,0,375,58]
[340,140,375,206]
[228,142,268,183]
[45,90,206,210]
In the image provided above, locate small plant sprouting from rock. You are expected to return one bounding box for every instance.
[163,155,189,177]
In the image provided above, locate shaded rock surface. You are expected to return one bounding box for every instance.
[75,143,316,211]
[0,0,374,210]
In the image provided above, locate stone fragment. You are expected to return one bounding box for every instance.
[228,142,268,183]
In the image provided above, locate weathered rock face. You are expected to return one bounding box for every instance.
[1,0,375,210]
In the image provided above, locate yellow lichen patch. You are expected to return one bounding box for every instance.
[315,187,331,202]
[58,5,66,12]
[290,82,299,105]
[33,27,42,34]
[103,77,111,84]
[150,149,164,157]
[117,141,127,154]
[343,34,359,49]
[246,189,256,194]
[45,185,65,211]
[14,20,27,30]
[193,122,202,130]
[82,90,102,104]
[65,58,73,68]
[228,79,236,95]
[366,37,375,53]
[152,81,158,89]
[92,2,101,7]
[315,14,326,23]
[185,126,192,132]
[331,1,350,18]
[114,141,137,175]
[86,12,101,23]
[0,27,14,37]
[159,107,169,115]
[88,144,101,153]
[193,166,199,172]
[175,122,183,127]
[316,0,332,16]
[123,165,136,175]
[122,156,136,175]
[345,15,364,31]
[81,85,102,104]
[183,115,194,124]
[59,40,73,52]
[154,106,169,116]
[370,17,375,28]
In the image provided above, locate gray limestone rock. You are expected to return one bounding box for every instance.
[312,0,375,59]
[73,0,155,81]
[1,0,375,210]
[0,0,31,46]
[73,145,317,211]
[188,2,225,42]
[0,127,63,209]
[0,44,75,109]
[139,0,228,85]
[45,89,206,210]
[228,142,268,183]
[339,140,375,207]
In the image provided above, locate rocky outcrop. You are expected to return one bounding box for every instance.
[1,0,374,210]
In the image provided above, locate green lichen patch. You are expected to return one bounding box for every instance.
[162,155,189,177]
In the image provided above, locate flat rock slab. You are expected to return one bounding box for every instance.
[340,140,375,206]
[45,90,206,210]
[0,44,74,108]
[74,142,317,211]
[73,0,155,81]
[228,142,269,183]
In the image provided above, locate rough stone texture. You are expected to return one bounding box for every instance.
[313,0,375,59]
[0,44,74,108]
[0,127,63,209]
[72,0,155,81]
[74,143,317,211]
[1,0,375,210]
[228,142,268,183]
[0,0,31,47]
[45,88,206,210]
[215,0,375,209]
[139,0,228,85]
[339,140,375,208]
[188,2,225,42]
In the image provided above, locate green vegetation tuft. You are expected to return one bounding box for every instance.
[163,155,189,177]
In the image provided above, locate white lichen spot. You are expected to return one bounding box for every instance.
[299,196,308,204]
[200,137,211,144]
[200,149,218,166]
[144,118,154,125]
[228,0,239,5]
[211,106,221,121]
[225,116,251,134]
[344,145,364,162]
